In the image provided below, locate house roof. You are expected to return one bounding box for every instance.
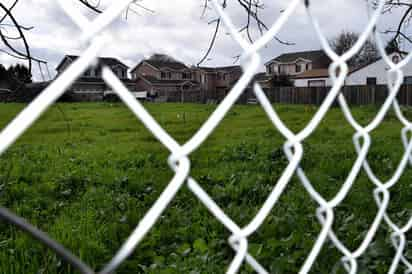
[72,77,135,83]
[145,59,189,70]
[139,75,199,86]
[130,59,190,74]
[294,51,410,80]
[197,65,242,73]
[56,55,129,71]
[348,51,408,75]
[293,69,330,79]
[266,50,330,65]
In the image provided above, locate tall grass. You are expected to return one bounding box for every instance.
[0,103,411,273]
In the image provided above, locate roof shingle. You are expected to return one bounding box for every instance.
[293,69,329,79]
[56,55,128,71]
[197,65,242,72]
[145,60,189,70]
[267,50,330,65]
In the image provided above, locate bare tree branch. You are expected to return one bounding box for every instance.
[1,0,291,77]
[197,0,294,66]
[371,0,412,50]
[0,0,152,83]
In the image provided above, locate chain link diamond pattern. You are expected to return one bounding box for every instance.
[1,0,412,273]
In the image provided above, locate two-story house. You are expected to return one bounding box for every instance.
[56,55,130,79]
[131,54,200,102]
[265,50,331,77]
[55,55,136,101]
[193,66,242,100]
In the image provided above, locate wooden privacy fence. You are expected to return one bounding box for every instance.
[5,84,412,106]
[237,85,412,106]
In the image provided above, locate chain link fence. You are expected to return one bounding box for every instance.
[1,0,412,273]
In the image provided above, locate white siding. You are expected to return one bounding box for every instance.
[294,53,412,87]
[346,52,411,86]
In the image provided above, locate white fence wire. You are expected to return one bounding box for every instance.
[1,0,412,273]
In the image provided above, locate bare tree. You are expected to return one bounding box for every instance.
[371,0,412,48]
[0,0,153,83]
[331,31,359,57]
[0,0,292,80]
[0,1,48,82]
[198,0,293,65]
[330,31,379,67]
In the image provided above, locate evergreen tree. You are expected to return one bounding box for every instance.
[0,64,8,83]
[271,73,293,87]
[0,64,33,91]
[7,64,32,85]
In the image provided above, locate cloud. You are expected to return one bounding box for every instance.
[0,0,406,81]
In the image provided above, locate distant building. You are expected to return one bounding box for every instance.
[346,52,409,86]
[131,55,200,102]
[55,55,136,101]
[294,51,411,87]
[56,55,130,79]
[265,50,331,77]
[193,65,242,99]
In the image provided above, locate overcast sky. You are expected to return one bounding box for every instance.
[0,0,406,81]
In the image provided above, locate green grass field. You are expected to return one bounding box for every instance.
[0,102,412,274]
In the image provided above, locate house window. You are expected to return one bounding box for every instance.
[182,72,191,79]
[84,69,91,77]
[404,76,412,85]
[268,65,273,74]
[306,64,310,71]
[167,72,172,79]
[296,64,302,73]
[279,65,287,74]
[308,80,326,87]
[161,72,166,79]
[366,77,377,85]
[122,70,126,79]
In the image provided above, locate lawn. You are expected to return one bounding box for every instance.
[0,102,411,274]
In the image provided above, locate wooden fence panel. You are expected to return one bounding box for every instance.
[207,85,412,106]
[239,85,412,106]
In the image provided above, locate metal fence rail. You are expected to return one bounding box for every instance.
[1,0,412,273]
